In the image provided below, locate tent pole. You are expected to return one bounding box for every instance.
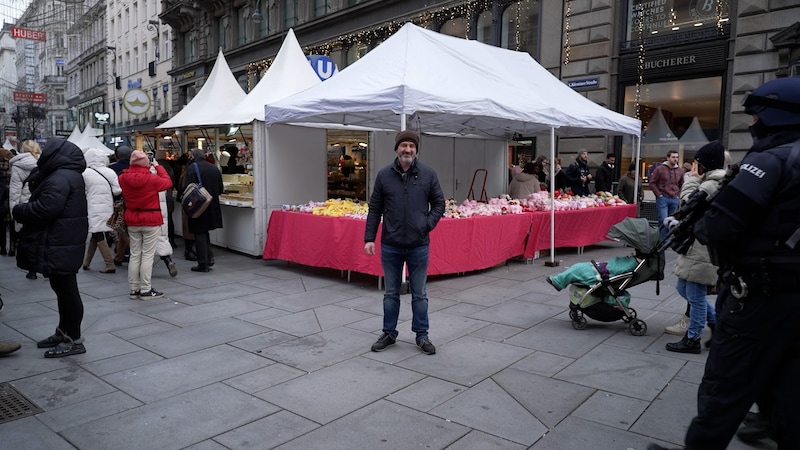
[545,127,559,267]
[400,114,407,132]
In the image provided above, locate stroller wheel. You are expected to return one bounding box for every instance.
[572,316,587,330]
[569,309,580,321]
[628,319,647,336]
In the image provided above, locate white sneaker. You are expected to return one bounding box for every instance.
[665,315,689,336]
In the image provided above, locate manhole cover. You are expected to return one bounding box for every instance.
[0,383,43,424]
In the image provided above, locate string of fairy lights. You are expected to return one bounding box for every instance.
[563,1,571,65]
[246,0,536,83]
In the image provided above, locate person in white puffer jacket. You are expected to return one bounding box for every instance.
[9,140,41,279]
[81,147,122,273]
[151,158,177,277]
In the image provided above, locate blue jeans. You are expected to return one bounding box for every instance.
[381,243,430,340]
[657,196,680,240]
[677,278,715,339]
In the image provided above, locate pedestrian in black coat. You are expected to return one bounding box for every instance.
[181,148,223,272]
[12,138,89,358]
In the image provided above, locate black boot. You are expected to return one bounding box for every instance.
[665,334,701,354]
[8,240,15,257]
[162,256,177,277]
[184,240,197,261]
[705,323,715,349]
[190,264,211,273]
[737,412,772,443]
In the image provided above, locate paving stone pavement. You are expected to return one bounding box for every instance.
[0,240,777,449]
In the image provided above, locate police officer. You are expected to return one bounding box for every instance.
[650,77,800,450]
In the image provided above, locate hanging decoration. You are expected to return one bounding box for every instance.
[245,0,537,76]
[634,1,646,122]
[563,0,571,65]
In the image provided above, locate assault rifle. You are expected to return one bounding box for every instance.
[656,165,739,255]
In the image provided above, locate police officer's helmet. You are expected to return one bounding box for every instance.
[742,77,800,128]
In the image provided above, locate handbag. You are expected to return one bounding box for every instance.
[92,168,127,233]
[181,163,213,219]
[107,197,127,233]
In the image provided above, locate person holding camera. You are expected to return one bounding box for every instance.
[662,141,727,354]
[118,150,173,299]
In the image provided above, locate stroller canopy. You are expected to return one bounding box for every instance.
[607,217,660,254]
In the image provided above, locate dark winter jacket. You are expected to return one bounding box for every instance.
[594,161,615,193]
[109,158,129,176]
[365,158,445,248]
[181,159,223,233]
[12,139,88,275]
[119,164,173,227]
[564,157,592,196]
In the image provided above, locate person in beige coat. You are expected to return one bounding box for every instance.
[664,141,727,354]
[508,162,542,199]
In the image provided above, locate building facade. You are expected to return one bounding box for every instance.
[0,23,19,143]
[9,0,800,165]
[159,0,799,168]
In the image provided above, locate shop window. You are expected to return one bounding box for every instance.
[625,0,729,44]
[327,130,368,201]
[476,10,493,44]
[500,1,539,58]
[440,17,467,39]
[622,76,722,182]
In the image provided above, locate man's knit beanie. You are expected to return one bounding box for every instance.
[394,130,419,151]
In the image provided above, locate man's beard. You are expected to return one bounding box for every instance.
[399,154,414,165]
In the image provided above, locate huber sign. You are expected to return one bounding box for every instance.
[13,92,47,103]
[11,26,46,42]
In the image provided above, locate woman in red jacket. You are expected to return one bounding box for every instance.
[119,150,173,299]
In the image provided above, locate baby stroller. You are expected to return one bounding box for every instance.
[562,217,664,336]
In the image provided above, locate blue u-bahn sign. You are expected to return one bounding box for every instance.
[307,55,338,81]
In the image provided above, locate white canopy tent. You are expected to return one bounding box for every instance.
[67,125,114,156]
[155,31,324,255]
[263,23,642,265]
[157,49,247,129]
[224,29,321,125]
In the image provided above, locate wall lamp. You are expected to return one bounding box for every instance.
[252,0,263,23]
[147,20,161,59]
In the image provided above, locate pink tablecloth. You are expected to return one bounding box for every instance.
[264,206,636,276]
[524,204,638,258]
[263,211,533,276]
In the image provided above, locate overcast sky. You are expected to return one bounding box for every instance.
[0,0,31,26]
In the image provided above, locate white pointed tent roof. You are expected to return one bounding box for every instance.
[220,29,321,125]
[157,49,247,129]
[642,108,678,144]
[66,125,82,143]
[678,116,710,150]
[2,138,14,151]
[263,23,641,138]
[81,126,115,155]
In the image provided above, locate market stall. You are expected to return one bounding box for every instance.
[262,23,643,265]
[157,32,324,256]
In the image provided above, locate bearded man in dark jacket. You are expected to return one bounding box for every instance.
[364,130,445,355]
[13,138,89,358]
